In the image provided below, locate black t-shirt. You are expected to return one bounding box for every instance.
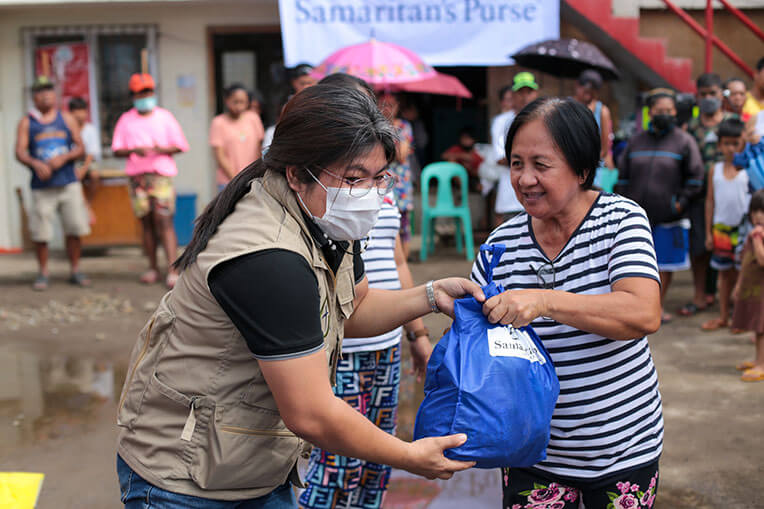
[208,218,364,359]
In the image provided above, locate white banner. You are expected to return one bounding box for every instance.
[279,0,560,67]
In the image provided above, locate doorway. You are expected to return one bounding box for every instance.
[209,28,286,127]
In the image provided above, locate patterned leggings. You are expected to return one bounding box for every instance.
[299,344,401,509]
[503,460,659,509]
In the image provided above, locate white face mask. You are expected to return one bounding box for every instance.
[298,171,383,241]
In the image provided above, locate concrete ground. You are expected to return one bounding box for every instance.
[0,245,762,508]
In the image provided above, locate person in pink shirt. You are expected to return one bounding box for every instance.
[112,73,189,288]
[209,83,264,191]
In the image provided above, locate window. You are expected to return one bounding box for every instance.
[23,25,157,151]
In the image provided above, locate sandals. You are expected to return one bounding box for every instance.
[701,317,728,331]
[32,273,49,291]
[677,302,706,317]
[69,272,91,287]
[741,367,764,382]
[165,272,179,289]
[736,361,755,371]
[660,312,673,324]
[140,269,160,285]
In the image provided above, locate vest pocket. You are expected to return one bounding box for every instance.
[187,400,303,491]
[117,304,176,430]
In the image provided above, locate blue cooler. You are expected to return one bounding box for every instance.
[174,192,197,247]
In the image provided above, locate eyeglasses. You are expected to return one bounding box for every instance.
[319,167,396,198]
[530,261,555,290]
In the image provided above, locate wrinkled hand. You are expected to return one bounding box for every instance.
[32,160,53,181]
[405,434,475,480]
[47,154,68,170]
[432,278,485,318]
[409,336,432,382]
[483,289,549,327]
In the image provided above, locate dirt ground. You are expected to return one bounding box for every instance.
[0,246,762,508]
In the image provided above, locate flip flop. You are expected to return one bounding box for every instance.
[677,302,706,317]
[32,273,49,291]
[741,367,764,382]
[661,313,673,324]
[69,272,92,287]
[701,318,728,331]
[736,361,755,371]
[140,269,159,285]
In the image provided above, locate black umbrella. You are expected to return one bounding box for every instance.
[510,38,620,81]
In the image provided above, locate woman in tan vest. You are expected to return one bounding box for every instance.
[116,85,485,508]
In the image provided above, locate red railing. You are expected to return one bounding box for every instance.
[661,0,763,78]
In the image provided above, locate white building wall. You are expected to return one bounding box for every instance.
[0,0,279,249]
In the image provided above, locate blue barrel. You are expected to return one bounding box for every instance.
[174,193,197,247]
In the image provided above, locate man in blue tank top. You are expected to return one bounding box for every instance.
[15,76,90,290]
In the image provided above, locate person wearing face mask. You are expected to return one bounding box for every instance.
[682,73,738,317]
[112,73,189,289]
[616,89,705,323]
[209,83,265,192]
[115,85,484,509]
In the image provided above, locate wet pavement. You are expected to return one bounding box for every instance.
[0,246,762,508]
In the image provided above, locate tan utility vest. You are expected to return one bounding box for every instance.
[116,170,356,500]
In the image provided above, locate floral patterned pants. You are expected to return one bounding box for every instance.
[503,460,659,509]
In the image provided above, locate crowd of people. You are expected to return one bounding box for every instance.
[11,52,764,509]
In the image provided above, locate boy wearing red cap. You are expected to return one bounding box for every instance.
[112,73,189,288]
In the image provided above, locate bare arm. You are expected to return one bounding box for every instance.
[258,350,473,479]
[393,234,432,380]
[482,277,661,340]
[212,146,237,180]
[47,112,85,169]
[76,154,95,180]
[600,105,614,167]
[752,231,764,267]
[15,117,52,181]
[705,165,715,251]
[343,277,484,339]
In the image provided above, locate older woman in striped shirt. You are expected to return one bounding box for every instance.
[473,97,663,509]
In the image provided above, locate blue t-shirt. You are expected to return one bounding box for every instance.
[27,111,77,189]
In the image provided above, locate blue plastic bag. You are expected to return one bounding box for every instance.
[413,244,560,468]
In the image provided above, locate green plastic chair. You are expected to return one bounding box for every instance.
[419,162,474,261]
[594,167,619,193]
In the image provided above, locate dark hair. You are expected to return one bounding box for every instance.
[223,83,249,99]
[578,69,603,90]
[175,85,398,270]
[724,77,746,90]
[289,63,313,80]
[718,117,745,139]
[498,85,513,102]
[505,97,599,189]
[249,88,264,105]
[319,73,375,99]
[757,57,764,72]
[696,72,722,89]
[750,189,764,215]
[68,97,88,111]
[646,88,676,108]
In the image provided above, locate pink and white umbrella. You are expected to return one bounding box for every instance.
[310,38,437,85]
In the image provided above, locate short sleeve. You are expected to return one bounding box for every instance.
[608,206,660,285]
[82,124,102,161]
[208,249,325,360]
[111,114,129,151]
[165,111,190,152]
[208,116,224,147]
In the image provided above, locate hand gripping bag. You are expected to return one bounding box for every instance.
[413,244,560,468]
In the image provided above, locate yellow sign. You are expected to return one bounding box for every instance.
[0,473,44,509]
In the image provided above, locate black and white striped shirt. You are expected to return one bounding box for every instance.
[343,197,402,353]
[471,193,663,480]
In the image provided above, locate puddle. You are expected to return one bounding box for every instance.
[0,349,124,454]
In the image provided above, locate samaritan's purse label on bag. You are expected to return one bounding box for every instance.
[487,326,546,364]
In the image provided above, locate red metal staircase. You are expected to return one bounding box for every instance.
[564,0,696,92]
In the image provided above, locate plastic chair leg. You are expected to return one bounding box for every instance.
[462,214,475,261]
[429,218,436,254]
[455,219,463,253]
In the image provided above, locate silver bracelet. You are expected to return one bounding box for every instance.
[426,280,440,313]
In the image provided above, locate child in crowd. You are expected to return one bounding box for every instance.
[702,118,750,330]
[732,189,764,382]
[68,97,101,225]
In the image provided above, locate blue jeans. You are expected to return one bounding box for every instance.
[117,455,297,508]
